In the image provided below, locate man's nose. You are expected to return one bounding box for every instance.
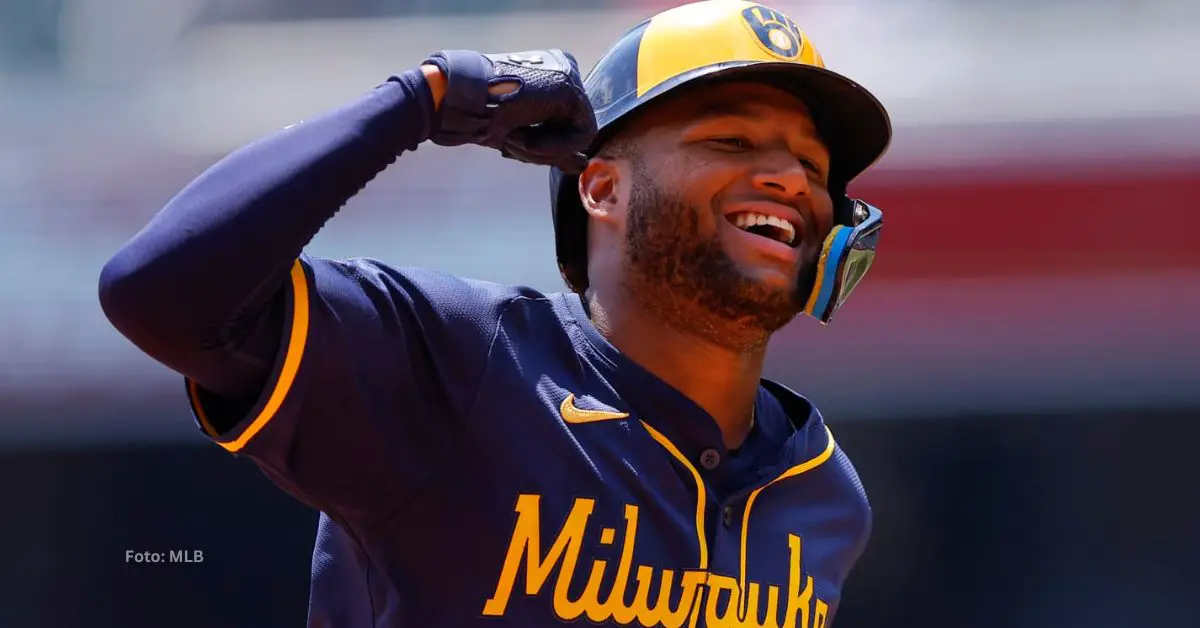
[750,150,811,199]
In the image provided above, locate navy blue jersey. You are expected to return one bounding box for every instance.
[186,255,872,628]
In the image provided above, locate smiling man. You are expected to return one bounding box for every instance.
[580,83,843,420]
[98,1,891,626]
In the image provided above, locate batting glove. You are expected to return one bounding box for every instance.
[422,48,597,173]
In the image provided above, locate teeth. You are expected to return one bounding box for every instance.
[733,212,795,244]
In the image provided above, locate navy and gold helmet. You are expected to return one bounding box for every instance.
[549,0,892,324]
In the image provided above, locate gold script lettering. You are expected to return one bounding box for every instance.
[484,495,829,627]
[782,534,814,628]
[481,494,592,616]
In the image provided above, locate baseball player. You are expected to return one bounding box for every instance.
[99,1,890,626]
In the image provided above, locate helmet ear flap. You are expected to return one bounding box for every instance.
[832,185,854,227]
[551,169,591,296]
[558,257,588,296]
[559,263,587,296]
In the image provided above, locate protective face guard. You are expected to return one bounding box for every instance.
[802,200,883,325]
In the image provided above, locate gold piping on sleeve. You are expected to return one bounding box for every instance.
[190,259,310,453]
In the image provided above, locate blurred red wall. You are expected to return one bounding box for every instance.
[855,158,1200,280]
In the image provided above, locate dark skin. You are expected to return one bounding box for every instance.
[577,81,835,449]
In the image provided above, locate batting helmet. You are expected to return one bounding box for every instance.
[548,0,892,324]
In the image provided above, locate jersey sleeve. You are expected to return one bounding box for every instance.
[186,254,516,523]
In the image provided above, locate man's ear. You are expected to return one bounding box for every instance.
[578,158,622,224]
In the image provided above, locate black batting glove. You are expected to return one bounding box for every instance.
[422,48,597,174]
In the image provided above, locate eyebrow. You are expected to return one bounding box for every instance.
[690,101,764,121]
[687,101,823,143]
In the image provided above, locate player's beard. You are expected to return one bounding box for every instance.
[620,158,804,351]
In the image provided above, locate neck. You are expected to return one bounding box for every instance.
[586,286,764,449]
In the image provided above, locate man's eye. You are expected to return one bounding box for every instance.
[709,137,751,149]
[799,158,823,175]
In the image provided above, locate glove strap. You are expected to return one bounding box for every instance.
[423,50,496,146]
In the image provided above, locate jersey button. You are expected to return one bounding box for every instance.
[722,505,733,527]
[699,449,721,470]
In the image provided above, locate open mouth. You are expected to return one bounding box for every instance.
[727,211,798,247]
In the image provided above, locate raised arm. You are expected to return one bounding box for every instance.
[98,67,443,403]
[96,50,595,520]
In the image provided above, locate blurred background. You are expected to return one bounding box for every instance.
[2,0,1198,626]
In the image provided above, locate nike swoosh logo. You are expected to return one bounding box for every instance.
[560,393,629,424]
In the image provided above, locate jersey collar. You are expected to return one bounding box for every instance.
[557,291,822,479]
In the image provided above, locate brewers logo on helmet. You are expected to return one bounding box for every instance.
[549,0,892,324]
